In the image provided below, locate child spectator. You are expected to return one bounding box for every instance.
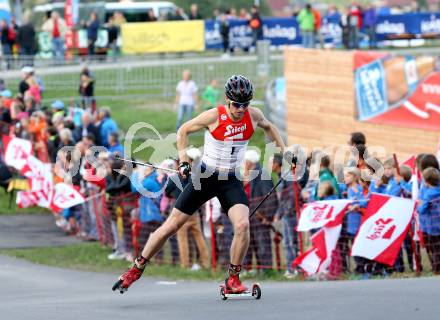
[201,79,220,110]
[370,157,402,197]
[399,164,416,271]
[417,167,440,274]
[343,167,367,274]
[317,181,338,200]
[420,154,439,172]
[399,165,412,198]
[371,157,410,272]
[315,155,340,199]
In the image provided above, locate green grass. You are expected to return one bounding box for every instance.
[1,242,436,282]
[0,242,289,281]
[0,189,50,215]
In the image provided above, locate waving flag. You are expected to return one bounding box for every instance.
[297,199,352,231]
[3,136,33,170]
[401,155,416,174]
[16,190,50,208]
[50,183,85,213]
[21,156,53,192]
[351,193,416,266]
[293,225,342,275]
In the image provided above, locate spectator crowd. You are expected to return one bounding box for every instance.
[1,64,439,278]
[1,1,436,69]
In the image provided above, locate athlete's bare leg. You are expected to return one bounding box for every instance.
[113,208,191,292]
[228,204,250,265]
[141,208,191,260]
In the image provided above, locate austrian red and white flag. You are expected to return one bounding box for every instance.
[21,156,53,192]
[401,155,416,174]
[293,225,342,275]
[3,136,33,170]
[16,190,51,208]
[297,199,352,232]
[351,193,416,266]
[49,183,85,212]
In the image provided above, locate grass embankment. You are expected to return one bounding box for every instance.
[0,242,288,281]
[1,242,435,281]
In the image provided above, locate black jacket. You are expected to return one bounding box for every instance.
[17,23,36,51]
[105,173,131,196]
[73,123,100,145]
[248,164,278,221]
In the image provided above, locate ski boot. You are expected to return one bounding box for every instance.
[112,256,148,294]
[219,264,262,300]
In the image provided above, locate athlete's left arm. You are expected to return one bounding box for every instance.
[251,107,286,152]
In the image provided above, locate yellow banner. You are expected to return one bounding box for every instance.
[121,20,205,54]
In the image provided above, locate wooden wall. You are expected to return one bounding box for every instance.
[284,48,440,159]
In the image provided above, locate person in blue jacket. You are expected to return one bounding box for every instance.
[131,165,164,262]
[417,167,440,274]
[369,157,406,273]
[343,168,368,274]
[97,107,118,148]
[369,158,402,197]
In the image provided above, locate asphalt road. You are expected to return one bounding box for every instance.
[0,214,80,249]
[0,255,439,320]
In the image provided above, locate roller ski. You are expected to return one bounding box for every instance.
[112,256,148,294]
[220,264,261,300]
[220,277,262,300]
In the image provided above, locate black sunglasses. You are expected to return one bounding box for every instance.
[230,100,250,109]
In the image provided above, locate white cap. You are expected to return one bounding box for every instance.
[186,148,202,161]
[245,150,260,164]
[21,66,34,74]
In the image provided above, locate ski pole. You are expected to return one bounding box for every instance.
[115,156,179,174]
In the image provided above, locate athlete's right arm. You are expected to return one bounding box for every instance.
[176,108,218,162]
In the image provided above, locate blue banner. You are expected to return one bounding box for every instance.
[375,12,440,40]
[205,12,440,50]
[205,18,300,50]
[355,58,388,121]
[321,13,343,46]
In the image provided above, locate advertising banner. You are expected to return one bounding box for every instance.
[354,51,440,131]
[205,18,300,50]
[375,13,440,40]
[121,20,205,54]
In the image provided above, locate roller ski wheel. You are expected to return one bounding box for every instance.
[220,286,227,300]
[219,283,262,300]
[252,284,262,300]
[112,279,127,294]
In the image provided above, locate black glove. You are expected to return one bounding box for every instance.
[178,161,191,177]
[283,151,297,166]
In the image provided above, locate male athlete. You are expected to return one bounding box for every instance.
[113,75,287,293]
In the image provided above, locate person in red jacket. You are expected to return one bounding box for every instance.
[312,8,323,48]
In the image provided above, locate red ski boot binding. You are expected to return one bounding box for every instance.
[220,264,261,300]
[112,256,148,294]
